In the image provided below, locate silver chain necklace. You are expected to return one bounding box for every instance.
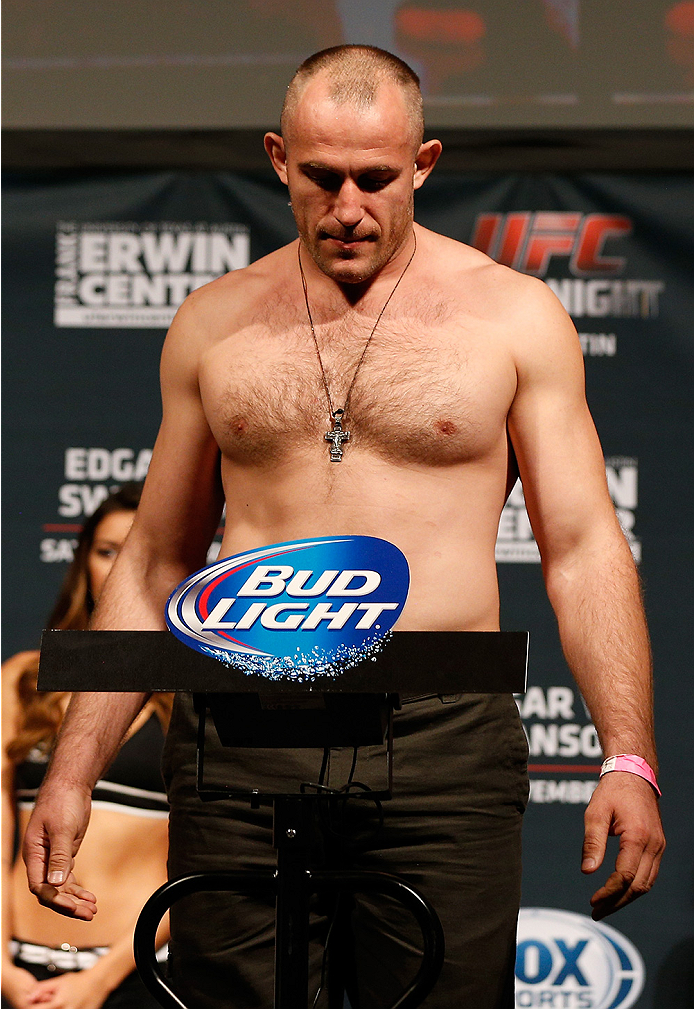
[298,231,417,462]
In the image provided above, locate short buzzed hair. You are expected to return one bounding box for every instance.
[281,45,424,148]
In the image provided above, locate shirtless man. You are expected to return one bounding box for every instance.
[24,46,663,1009]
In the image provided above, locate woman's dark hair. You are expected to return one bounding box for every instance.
[47,483,143,631]
[7,484,145,763]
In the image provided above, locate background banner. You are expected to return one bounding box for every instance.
[3,169,692,1007]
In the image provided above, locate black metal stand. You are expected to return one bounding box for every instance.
[134,793,445,1009]
[39,629,528,1009]
[135,694,444,1008]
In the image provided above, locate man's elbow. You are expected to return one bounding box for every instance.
[541,521,638,598]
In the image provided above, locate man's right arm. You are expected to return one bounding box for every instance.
[24,291,226,913]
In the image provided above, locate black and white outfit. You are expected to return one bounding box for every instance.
[163,691,529,1009]
[6,714,169,1009]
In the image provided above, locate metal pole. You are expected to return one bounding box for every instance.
[273,797,312,1008]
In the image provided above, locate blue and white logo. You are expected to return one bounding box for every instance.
[166,536,410,680]
[516,908,645,1009]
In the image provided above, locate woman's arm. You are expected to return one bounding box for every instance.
[22,909,170,1009]
[2,653,46,1007]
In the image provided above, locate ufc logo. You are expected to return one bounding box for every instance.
[471,213,632,276]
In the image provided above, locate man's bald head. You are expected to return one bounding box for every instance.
[281,45,424,151]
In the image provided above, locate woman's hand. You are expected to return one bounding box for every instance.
[25,968,113,1009]
[1,963,43,1008]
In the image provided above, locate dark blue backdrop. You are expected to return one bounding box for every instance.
[3,169,692,1008]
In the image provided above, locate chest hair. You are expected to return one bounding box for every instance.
[202,291,504,466]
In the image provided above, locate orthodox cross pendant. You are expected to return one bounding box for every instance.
[324,411,350,462]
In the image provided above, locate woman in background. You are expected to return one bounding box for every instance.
[2,486,171,1009]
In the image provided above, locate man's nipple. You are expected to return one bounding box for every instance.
[436,419,458,437]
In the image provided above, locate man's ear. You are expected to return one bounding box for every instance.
[264,132,288,185]
[413,139,443,190]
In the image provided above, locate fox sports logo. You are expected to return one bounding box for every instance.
[166,536,410,680]
[516,909,645,1009]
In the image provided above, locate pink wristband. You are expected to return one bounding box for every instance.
[600,754,661,796]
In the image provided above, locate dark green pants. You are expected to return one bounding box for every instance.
[162,692,528,1008]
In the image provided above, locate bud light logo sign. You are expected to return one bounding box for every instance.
[166,536,409,680]
[516,909,645,1009]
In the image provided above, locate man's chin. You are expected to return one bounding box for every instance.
[327,262,373,284]
[316,251,381,284]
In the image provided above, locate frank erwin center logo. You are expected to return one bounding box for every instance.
[497,458,640,565]
[472,212,665,357]
[516,908,645,1009]
[54,221,250,328]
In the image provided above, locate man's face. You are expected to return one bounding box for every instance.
[280,78,419,284]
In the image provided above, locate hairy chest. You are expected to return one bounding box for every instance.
[199,309,516,467]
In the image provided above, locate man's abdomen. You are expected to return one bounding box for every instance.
[218,449,507,631]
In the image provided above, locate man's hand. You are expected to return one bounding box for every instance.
[23,785,96,919]
[581,771,665,920]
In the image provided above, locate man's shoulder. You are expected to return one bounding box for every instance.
[423,227,545,293]
[163,243,296,352]
[421,228,578,371]
[182,243,294,314]
[421,227,557,317]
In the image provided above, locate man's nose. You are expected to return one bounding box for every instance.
[333,180,364,228]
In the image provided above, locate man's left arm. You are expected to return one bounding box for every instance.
[507,276,665,920]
